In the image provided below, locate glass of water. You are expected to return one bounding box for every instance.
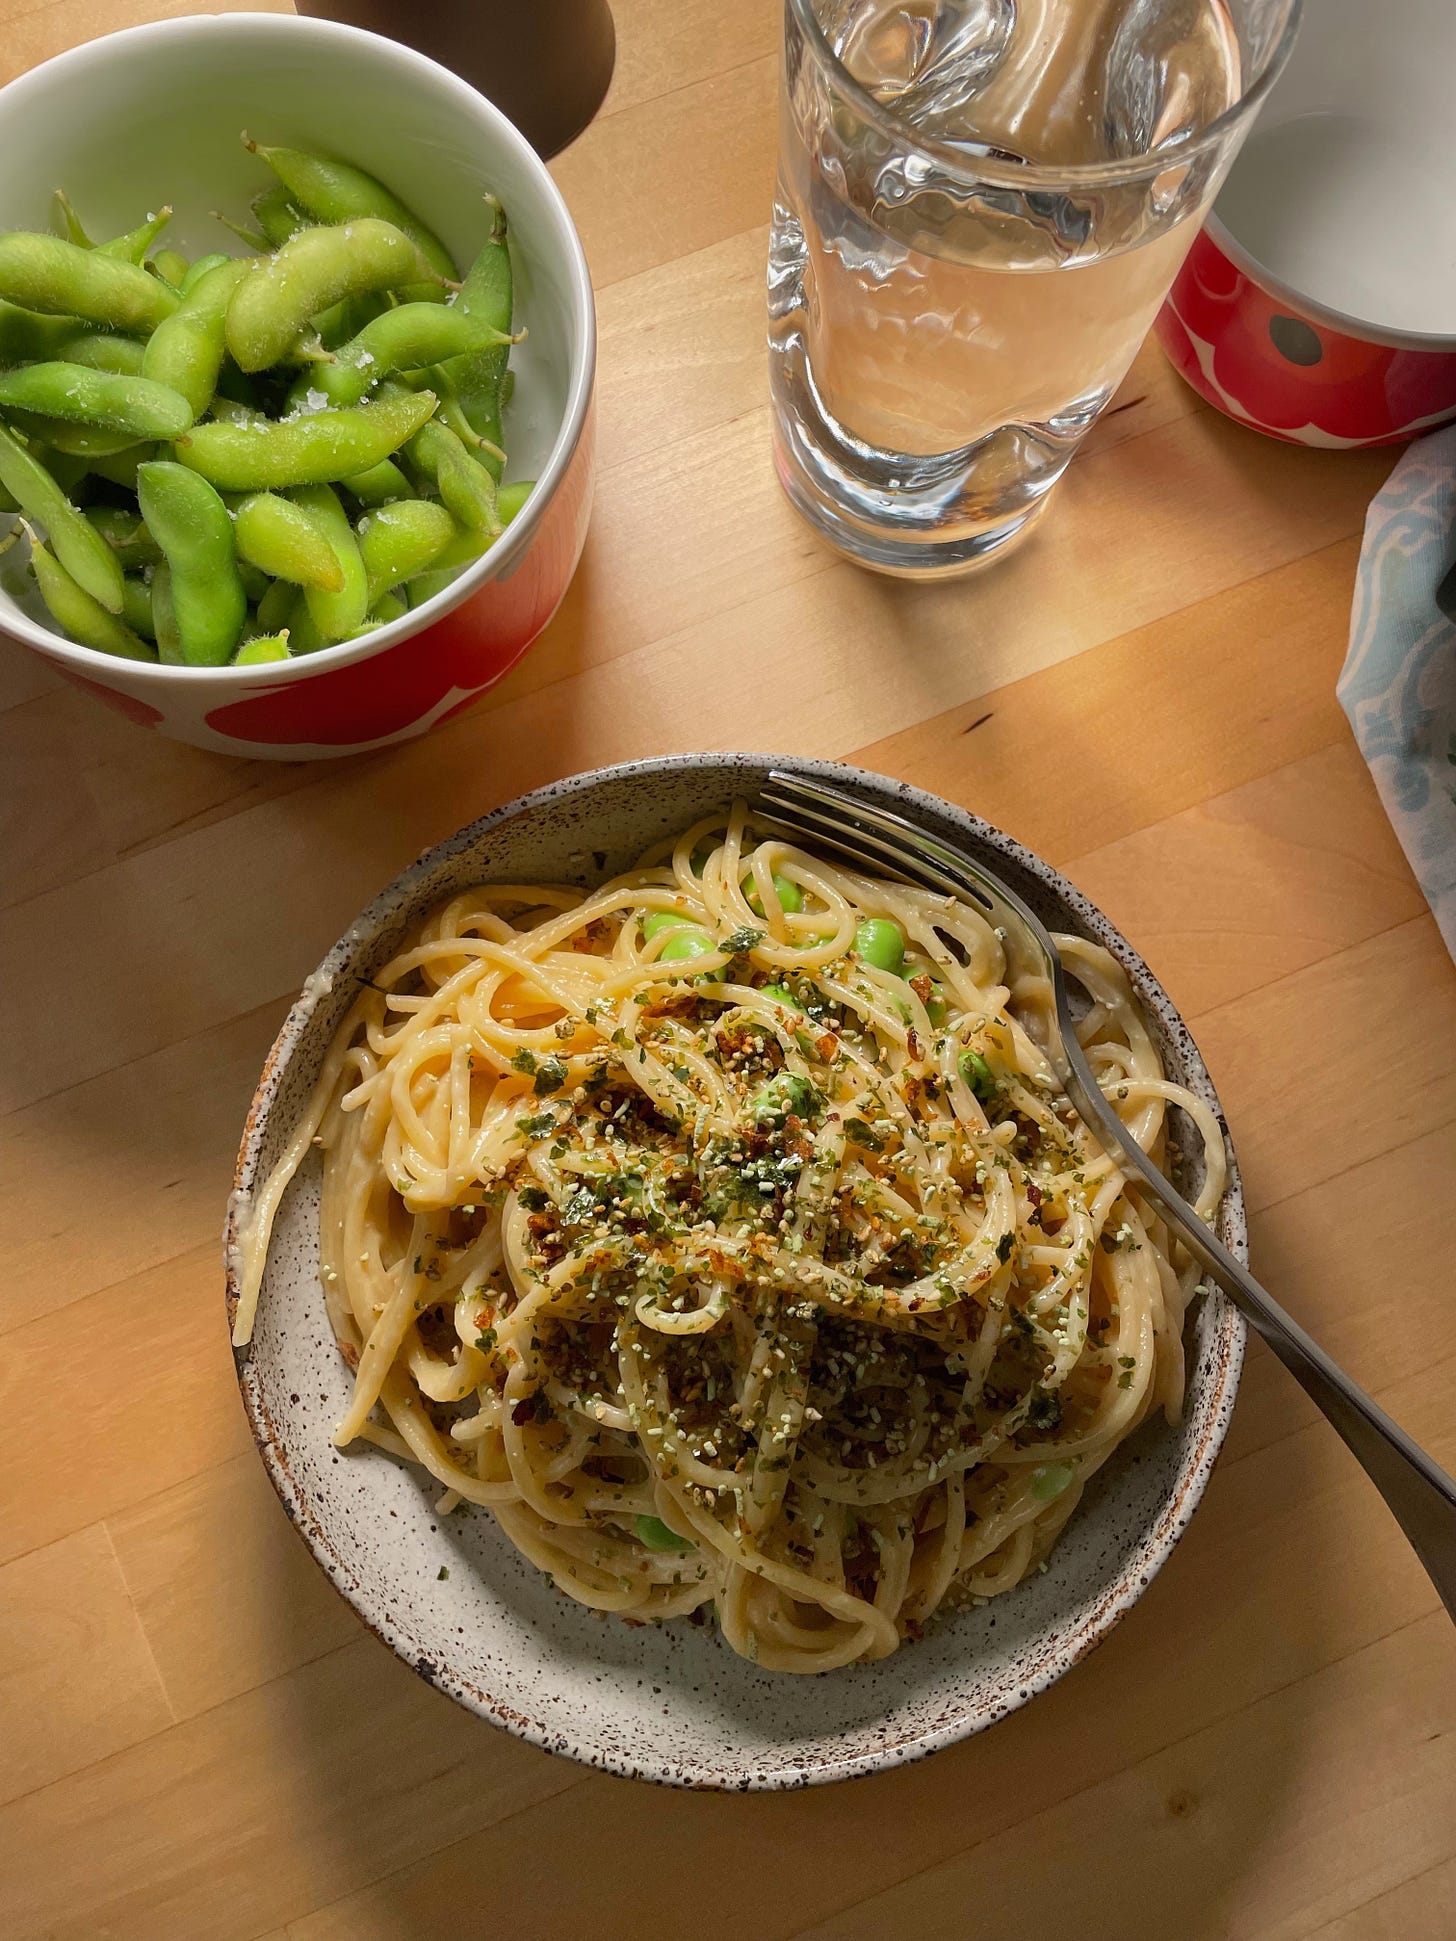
[769,0,1303,577]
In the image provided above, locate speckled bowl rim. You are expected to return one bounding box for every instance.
[224,753,1247,1789]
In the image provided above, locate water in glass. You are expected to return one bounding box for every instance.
[769,0,1250,574]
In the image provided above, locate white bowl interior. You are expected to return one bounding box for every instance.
[232,757,1246,1789]
[1214,0,1456,336]
[0,14,582,652]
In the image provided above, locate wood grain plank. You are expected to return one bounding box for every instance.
[1299,1856,1456,1941]
[1067,740,1425,1019]
[592,0,778,122]
[0,1524,174,1810]
[0,1245,250,1568]
[0,0,291,85]
[0,1001,284,1336]
[550,54,776,291]
[107,1452,361,1722]
[785,1615,1455,1941]
[0,1635,575,1941]
[1188,916,1456,1213]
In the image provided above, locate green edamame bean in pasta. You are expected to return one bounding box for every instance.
[356,497,454,604]
[745,873,803,919]
[340,457,411,506]
[313,302,512,409]
[958,1050,995,1101]
[658,929,716,963]
[0,362,193,440]
[98,208,172,266]
[0,421,123,610]
[225,219,441,373]
[176,387,437,490]
[408,413,499,534]
[291,482,367,641]
[437,202,511,482]
[143,257,250,418]
[855,917,905,975]
[245,137,457,282]
[119,574,156,641]
[149,248,189,292]
[635,1515,692,1553]
[179,253,232,297]
[235,629,291,664]
[233,491,344,591]
[749,1071,816,1124]
[642,909,690,941]
[54,332,146,376]
[28,529,153,659]
[0,234,177,334]
[759,983,806,1012]
[137,459,246,666]
[84,504,158,569]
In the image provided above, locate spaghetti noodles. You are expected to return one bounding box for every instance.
[235,803,1225,1672]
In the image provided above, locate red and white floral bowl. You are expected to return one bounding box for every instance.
[0,14,595,757]
[1157,0,1456,449]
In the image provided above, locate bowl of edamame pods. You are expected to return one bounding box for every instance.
[0,12,594,756]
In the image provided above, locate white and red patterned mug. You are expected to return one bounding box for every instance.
[1157,0,1456,450]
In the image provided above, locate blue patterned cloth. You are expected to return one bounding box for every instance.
[1340,424,1456,959]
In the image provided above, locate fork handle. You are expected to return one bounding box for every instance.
[1074,1075,1456,1623]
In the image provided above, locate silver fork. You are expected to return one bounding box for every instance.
[759,768,1456,1622]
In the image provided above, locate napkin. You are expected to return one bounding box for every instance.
[1339,423,1456,960]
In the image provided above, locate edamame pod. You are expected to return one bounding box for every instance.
[253,574,295,637]
[0,300,86,368]
[86,442,156,490]
[28,530,153,658]
[291,483,367,641]
[233,490,345,591]
[0,362,193,439]
[235,629,290,664]
[49,190,93,248]
[54,333,147,376]
[0,422,123,610]
[175,387,437,490]
[0,235,178,334]
[98,208,172,266]
[356,497,455,604]
[497,479,534,524]
[149,248,190,291]
[340,457,411,506]
[225,219,441,372]
[119,574,156,641]
[142,257,251,418]
[84,504,159,569]
[245,138,456,281]
[137,459,246,665]
[311,302,512,409]
[408,413,499,534]
[437,202,511,482]
[151,559,180,663]
[179,253,233,296]
[251,184,307,248]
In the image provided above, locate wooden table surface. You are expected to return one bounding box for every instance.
[3,3,1454,1936]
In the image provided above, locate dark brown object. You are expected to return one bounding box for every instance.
[296,0,615,157]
